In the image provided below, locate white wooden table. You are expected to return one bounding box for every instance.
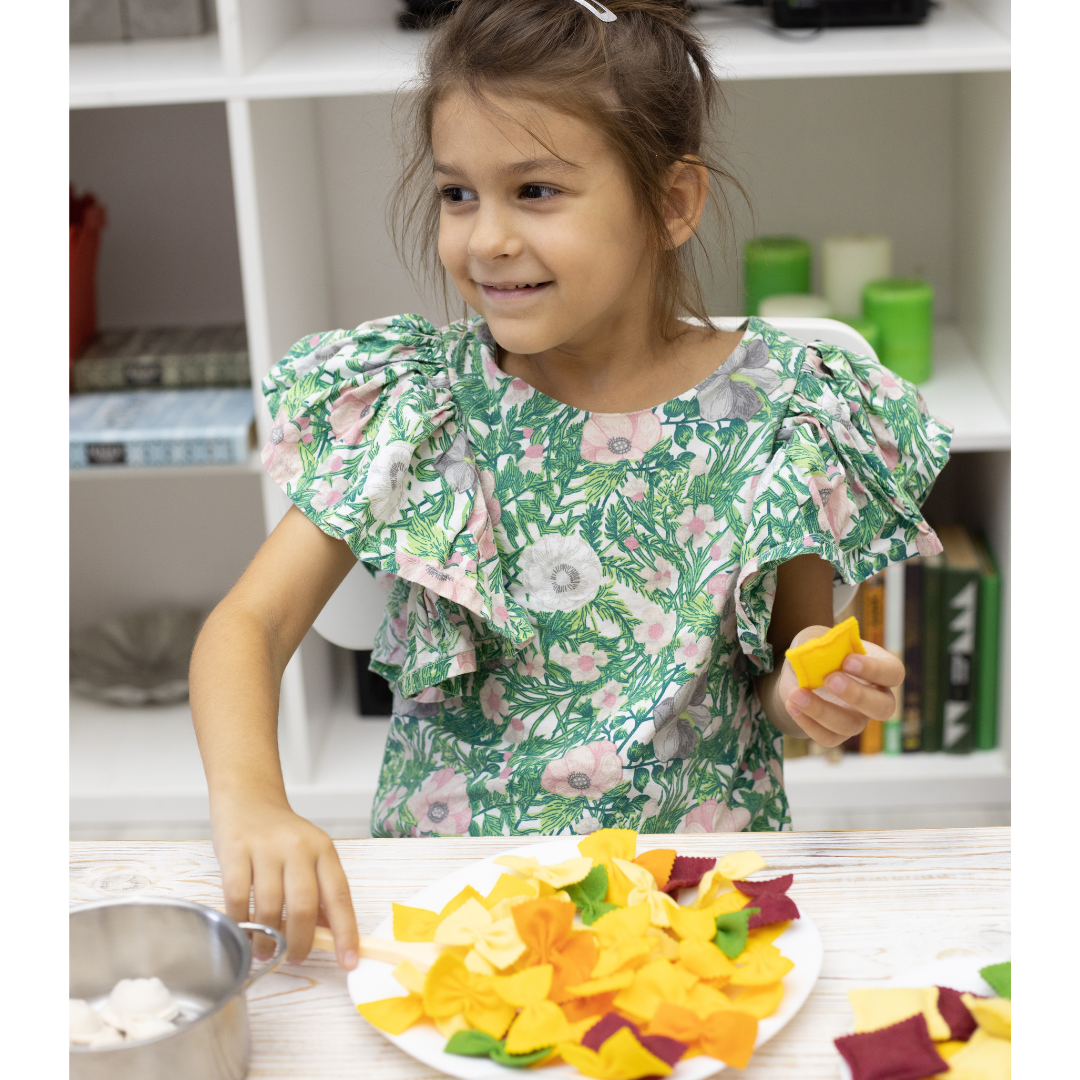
[70,828,1009,1078]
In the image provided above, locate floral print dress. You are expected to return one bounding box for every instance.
[261,315,950,837]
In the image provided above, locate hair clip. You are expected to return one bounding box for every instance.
[571,0,617,22]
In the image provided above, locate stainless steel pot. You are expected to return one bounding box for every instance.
[70,897,286,1080]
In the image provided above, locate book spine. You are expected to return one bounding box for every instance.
[902,559,923,752]
[920,555,944,752]
[858,572,885,753]
[72,354,250,392]
[842,583,866,753]
[975,537,1001,750]
[942,563,979,754]
[70,430,251,469]
[882,561,905,755]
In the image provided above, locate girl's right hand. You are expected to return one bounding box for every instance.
[212,797,359,970]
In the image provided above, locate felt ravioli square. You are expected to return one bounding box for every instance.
[834,1014,949,1080]
[848,986,950,1042]
[786,615,865,690]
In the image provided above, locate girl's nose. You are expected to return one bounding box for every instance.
[467,203,522,263]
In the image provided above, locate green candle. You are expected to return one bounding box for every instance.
[744,237,811,316]
[861,278,934,383]
[835,316,881,354]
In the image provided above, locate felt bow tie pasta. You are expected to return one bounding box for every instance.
[356,828,802,1079]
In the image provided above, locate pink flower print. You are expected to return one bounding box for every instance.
[504,377,534,407]
[553,642,609,683]
[868,366,905,401]
[262,410,313,487]
[329,382,382,444]
[479,470,502,528]
[519,440,547,475]
[675,504,723,549]
[621,475,649,503]
[310,475,350,511]
[516,649,545,680]
[751,766,771,794]
[708,532,734,565]
[625,537,640,551]
[407,768,473,835]
[479,674,510,724]
[464,500,498,562]
[580,411,662,464]
[504,717,527,744]
[395,551,482,612]
[675,633,712,670]
[541,740,623,799]
[706,572,733,613]
[589,680,627,722]
[808,466,857,541]
[632,605,676,655]
[489,593,513,629]
[678,799,752,834]
[522,427,533,438]
[867,412,901,470]
[381,785,407,809]
[915,525,943,556]
[640,557,679,593]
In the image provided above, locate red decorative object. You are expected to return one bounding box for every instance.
[581,1014,686,1066]
[734,873,794,897]
[70,187,106,368]
[661,856,716,895]
[833,1014,948,1080]
[746,891,800,928]
[934,985,981,1042]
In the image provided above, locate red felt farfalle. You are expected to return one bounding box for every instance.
[581,1013,686,1066]
[746,892,800,928]
[734,874,793,898]
[661,856,716,895]
[833,1014,949,1080]
[934,985,981,1042]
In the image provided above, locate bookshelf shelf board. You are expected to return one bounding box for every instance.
[69,3,1008,109]
[68,449,262,482]
[918,325,1010,452]
[70,34,228,109]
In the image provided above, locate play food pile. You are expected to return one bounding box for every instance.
[834,961,1011,1080]
[70,976,182,1046]
[357,829,801,1078]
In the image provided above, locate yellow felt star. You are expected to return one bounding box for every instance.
[558,1025,673,1080]
[611,858,676,927]
[722,980,785,1019]
[785,615,866,689]
[934,1028,1010,1080]
[490,964,574,1054]
[421,951,516,1038]
[356,993,425,1035]
[433,897,527,970]
[495,855,594,893]
[848,987,950,1041]
[728,941,795,987]
[613,959,699,1023]
[962,994,1010,1040]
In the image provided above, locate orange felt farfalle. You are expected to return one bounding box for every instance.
[647,1001,759,1069]
[632,850,676,890]
[512,898,599,1003]
[722,980,785,1019]
[562,991,619,1024]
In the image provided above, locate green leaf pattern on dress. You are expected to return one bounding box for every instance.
[262,315,950,839]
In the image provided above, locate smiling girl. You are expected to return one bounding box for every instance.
[190,0,950,969]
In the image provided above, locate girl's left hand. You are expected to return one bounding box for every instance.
[778,624,905,747]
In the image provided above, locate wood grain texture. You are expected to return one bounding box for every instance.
[70,828,1010,1079]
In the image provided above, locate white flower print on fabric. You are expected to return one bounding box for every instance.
[479,675,510,723]
[640,557,679,593]
[517,533,603,612]
[650,663,711,763]
[590,680,627,721]
[580,411,662,464]
[632,605,676,655]
[694,337,780,421]
[541,741,623,798]
[364,441,414,522]
[675,504,723,549]
[552,642,609,683]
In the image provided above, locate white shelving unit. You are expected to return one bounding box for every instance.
[70,0,1011,836]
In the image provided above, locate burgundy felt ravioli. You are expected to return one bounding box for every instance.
[934,985,981,1042]
[734,874,794,898]
[661,856,716,895]
[582,1014,686,1066]
[746,891,800,928]
[833,1014,948,1080]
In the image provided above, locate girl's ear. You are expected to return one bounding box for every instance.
[663,158,710,249]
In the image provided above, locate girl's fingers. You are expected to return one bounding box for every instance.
[222,855,253,925]
[817,672,897,722]
[842,644,904,688]
[283,863,320,964]
[787,687,867,740]
[252,858,285,959]
[317,848,359,971]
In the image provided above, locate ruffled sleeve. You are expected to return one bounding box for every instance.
[734,337,952,673]
[261,314,536,697]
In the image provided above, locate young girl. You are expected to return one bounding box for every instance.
[190,0,950,971]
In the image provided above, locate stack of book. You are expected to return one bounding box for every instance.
[784,524,1001,759]
[69,325,255,470]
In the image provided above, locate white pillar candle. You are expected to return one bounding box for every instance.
[822,234,892,318]
[758,293,832,317]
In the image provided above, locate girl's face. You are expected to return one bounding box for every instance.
[432,90,655,357]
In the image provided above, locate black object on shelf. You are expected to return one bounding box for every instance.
[770,0,929,28]
[355,650,394,716]
[399,0,460,30]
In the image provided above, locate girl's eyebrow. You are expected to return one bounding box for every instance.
[433,156,580,178]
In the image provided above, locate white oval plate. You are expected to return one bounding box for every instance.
[835,954,1009,1080]
[349,837,824,1080]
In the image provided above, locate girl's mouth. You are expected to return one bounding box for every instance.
[477,281,553,301]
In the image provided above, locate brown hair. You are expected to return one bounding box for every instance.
[390,0,747,338]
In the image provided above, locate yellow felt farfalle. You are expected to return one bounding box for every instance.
[613,959,699,1023]
[442,885,488,917]
[746,921,791,949]
[495,855,594,892]
[665,902,718,943]
[722,980,785,1019]
[611,858,676,927]
[678,936,737,982]
[962,994,1010,1041]
[564,971,636,997]
[684,980,736,1019]
[728,942,795,987]
[558,1025,673,1080]
[392,903,442,943]
[691,852,766,910]
[433,897,526,970]
[484,873,539,908]
[592,904,652,949]
[393,961,426,995]
[848,987,950,1041]
[935,1028,1010,1080]
[435,1012,470,1039]
[578,829,638,903]
[645,928,680,962]
[421,951,516,1038]
[591,940,656,980]
[356,993,425,1035]
[490,964,575,1054]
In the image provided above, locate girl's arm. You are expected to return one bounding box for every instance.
[755,553,904,745]
[190,506,360,969]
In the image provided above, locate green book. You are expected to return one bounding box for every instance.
[973,535,1001,750]
[920,551,945,752]
[938,526,980,754]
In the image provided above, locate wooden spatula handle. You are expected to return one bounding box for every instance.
[312,926,442,969]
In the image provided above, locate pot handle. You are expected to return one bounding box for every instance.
[238,921,288,988]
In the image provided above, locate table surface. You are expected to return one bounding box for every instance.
[70,828,1010,1079]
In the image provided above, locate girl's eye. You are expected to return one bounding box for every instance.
[519,184,559,200]
[440,186,478,203]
